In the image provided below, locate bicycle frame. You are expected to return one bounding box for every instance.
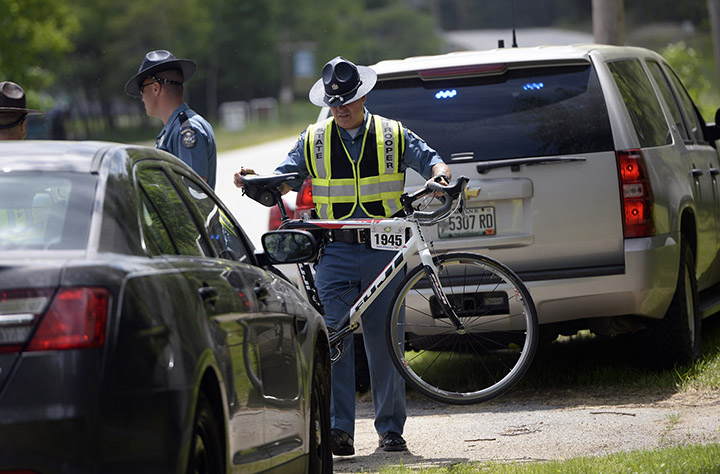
[246,173,538,403]
[281,216,464,350]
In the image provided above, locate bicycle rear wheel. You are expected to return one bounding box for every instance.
[386,252,538,405]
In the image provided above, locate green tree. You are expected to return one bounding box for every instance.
[0,0,79,108]
[51,0,443,139]
[355,3,443,64]
[60,0,213,136]
[662,41,716,120]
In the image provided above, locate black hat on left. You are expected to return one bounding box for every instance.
[0,82,43,115]
[124,50,196,98]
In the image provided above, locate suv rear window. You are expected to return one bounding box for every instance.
[366,63,614,162]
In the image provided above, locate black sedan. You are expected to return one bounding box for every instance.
[0,141,332,473]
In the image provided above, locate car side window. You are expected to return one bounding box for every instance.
[646,60,690,143]
[137,187,176,256]
[135,166,209,257]
[175,172,252,263]
[608,59,671,148]
[664,65,706,144]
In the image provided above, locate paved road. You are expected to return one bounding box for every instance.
[215,137,297,248]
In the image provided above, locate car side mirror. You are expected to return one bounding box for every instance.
[261,230,319,264]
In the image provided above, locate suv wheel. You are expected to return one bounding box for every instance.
[640,240,701,367]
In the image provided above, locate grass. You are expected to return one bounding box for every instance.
[376,443,720,474]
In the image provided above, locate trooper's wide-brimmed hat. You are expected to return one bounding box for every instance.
[308,56,377,107]
[0,81,43,115]
[124,50,196,98]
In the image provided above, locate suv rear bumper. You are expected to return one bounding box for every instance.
[522,234,679,324]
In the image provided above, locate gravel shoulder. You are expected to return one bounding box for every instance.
[332,388,720,472]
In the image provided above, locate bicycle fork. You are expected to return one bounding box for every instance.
[417,245,467,333]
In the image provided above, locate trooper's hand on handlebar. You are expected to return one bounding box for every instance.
[425,173,450,197]
[407,175,469,222]
[233,167,257,188]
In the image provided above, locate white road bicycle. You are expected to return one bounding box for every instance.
[243,173,538,405]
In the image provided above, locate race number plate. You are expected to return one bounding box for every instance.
[370,221,407,250]
[438,207,496,238]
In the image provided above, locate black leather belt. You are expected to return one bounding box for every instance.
[326,229,369,244]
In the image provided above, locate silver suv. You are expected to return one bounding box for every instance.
[318,44,720,366]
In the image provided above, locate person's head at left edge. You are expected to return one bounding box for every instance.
[0,81,44,140]
[124,50,196,120]
[308,56,377,130]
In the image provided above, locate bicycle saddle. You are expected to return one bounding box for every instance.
[241,172,301,189]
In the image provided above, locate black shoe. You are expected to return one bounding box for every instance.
[331,429,355,456]
[379,432,407,452]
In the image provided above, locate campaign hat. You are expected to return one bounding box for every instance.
[125,50,196,98]
[0,82,43,115]
[308,56,377,107]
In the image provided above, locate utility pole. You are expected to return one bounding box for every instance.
[709,0,720,83]
[592,0,625,45]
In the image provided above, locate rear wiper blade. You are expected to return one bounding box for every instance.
[476,156,586,174]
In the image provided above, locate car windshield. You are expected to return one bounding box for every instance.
[366,63,614,161]
[0,173,96,251]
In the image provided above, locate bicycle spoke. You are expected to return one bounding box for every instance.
[387,253,538,405]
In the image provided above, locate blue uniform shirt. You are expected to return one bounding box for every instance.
[275,109,443,218]
[156,103,217,189]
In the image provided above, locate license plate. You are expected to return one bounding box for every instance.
[438,207,495,238]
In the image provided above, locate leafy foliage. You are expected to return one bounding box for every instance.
[662,41,716,120]
[0,0,79,108]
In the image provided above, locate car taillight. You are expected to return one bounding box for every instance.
[617,149,655,238]
[294,177,314,219]
[0,287,109,353]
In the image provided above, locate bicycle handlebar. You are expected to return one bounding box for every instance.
[404,176,470,221]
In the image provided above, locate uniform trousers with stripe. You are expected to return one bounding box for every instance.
[315,240,406,439]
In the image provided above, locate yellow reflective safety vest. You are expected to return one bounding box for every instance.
[303,114,405,219]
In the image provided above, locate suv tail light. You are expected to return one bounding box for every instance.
[0,287,109,353]
[293,177,314,219]
[616,149,655,238]
[268,205,284,230]
[267,177,314,230]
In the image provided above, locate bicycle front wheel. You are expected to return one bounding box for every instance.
[386,252,538,405]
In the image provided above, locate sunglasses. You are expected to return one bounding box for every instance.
[139,80,158,95]
[139,75,183,96]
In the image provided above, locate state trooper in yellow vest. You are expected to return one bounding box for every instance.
[234,57,450,455]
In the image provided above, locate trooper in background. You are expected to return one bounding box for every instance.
[0,81,43,140]
[125,50,217,189]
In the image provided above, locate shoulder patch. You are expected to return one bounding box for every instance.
[181,127,197,149]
